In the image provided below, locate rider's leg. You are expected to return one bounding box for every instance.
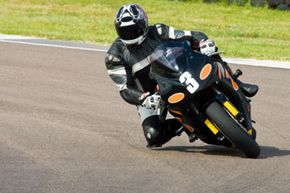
[212,54,259,97]
[221,61,259,97]
[137,105,182,148]
[142,116,181,147]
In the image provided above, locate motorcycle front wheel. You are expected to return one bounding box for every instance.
[205,102,260,158]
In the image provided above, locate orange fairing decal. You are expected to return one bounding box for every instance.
[231,79,239,91]
[217,62,225,79]
[168,92,185,104]
[169,109,182,115]
[218,65,222,79]
[225,70,231,78]
[184,124,194,132]
[200,64,212,80]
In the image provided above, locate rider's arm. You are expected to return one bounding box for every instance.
[154,23,208,50]
[154,24,227,72]
[105,44,145,105]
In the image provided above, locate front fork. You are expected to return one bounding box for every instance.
[208,76,256,139]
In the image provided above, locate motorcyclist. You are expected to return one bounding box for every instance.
[105,4,258,148]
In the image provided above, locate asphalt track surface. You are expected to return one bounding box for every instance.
[0,41,290,193]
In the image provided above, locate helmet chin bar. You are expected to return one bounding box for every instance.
[121,32,148,46]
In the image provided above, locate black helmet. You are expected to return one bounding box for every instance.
[115,4,148,46]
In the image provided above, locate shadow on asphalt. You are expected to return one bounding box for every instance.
[154,145,290,159]
[154,145,242,157]
[259,146,290,159]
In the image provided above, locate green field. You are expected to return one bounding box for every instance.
[0,0,289,61]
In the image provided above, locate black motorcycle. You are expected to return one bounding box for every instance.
[149,40,260,158]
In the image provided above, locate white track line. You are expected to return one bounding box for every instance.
[0,39,107,52]
[0,34,33,39]
[0,34,289,69]
[224,58,290,69]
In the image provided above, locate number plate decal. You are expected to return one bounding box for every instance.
[179,72,199,94]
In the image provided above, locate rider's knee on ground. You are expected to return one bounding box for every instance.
[142,116,181,147]
[142,116,163,147]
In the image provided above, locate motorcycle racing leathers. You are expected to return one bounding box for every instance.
[105,23,209,147]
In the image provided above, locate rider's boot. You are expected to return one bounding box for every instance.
[222,62,259,97]
[235,79,259,97]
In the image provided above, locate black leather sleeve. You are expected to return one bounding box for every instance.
[105,42,144,105]
[119,64,144,105]
[119,88,144,105]
[154,23,208,50]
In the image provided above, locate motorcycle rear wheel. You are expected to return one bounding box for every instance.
[205,102,260,158]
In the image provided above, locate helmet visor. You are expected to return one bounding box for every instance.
[116,24,144,41]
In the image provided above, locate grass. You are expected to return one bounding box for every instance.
[0,0,289,61]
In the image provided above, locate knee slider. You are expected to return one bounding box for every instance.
[143,126,161,146]
[142,116,176,147]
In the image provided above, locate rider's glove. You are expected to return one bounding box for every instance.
[141,93,161,109]
[199,39,216,56]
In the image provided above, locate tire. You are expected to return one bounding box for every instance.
[205,102,260,158]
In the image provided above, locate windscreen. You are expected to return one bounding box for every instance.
[150,40,192,78]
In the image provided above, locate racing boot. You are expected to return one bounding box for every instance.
[236,80,259,97]
[219,58,259,97]
[232,69,259,97]
[212,57,259,98]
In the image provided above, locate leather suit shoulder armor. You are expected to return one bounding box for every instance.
[153,23,208,50]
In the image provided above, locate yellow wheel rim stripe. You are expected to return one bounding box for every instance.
[223,101,239,117]
[204,119,219,135]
